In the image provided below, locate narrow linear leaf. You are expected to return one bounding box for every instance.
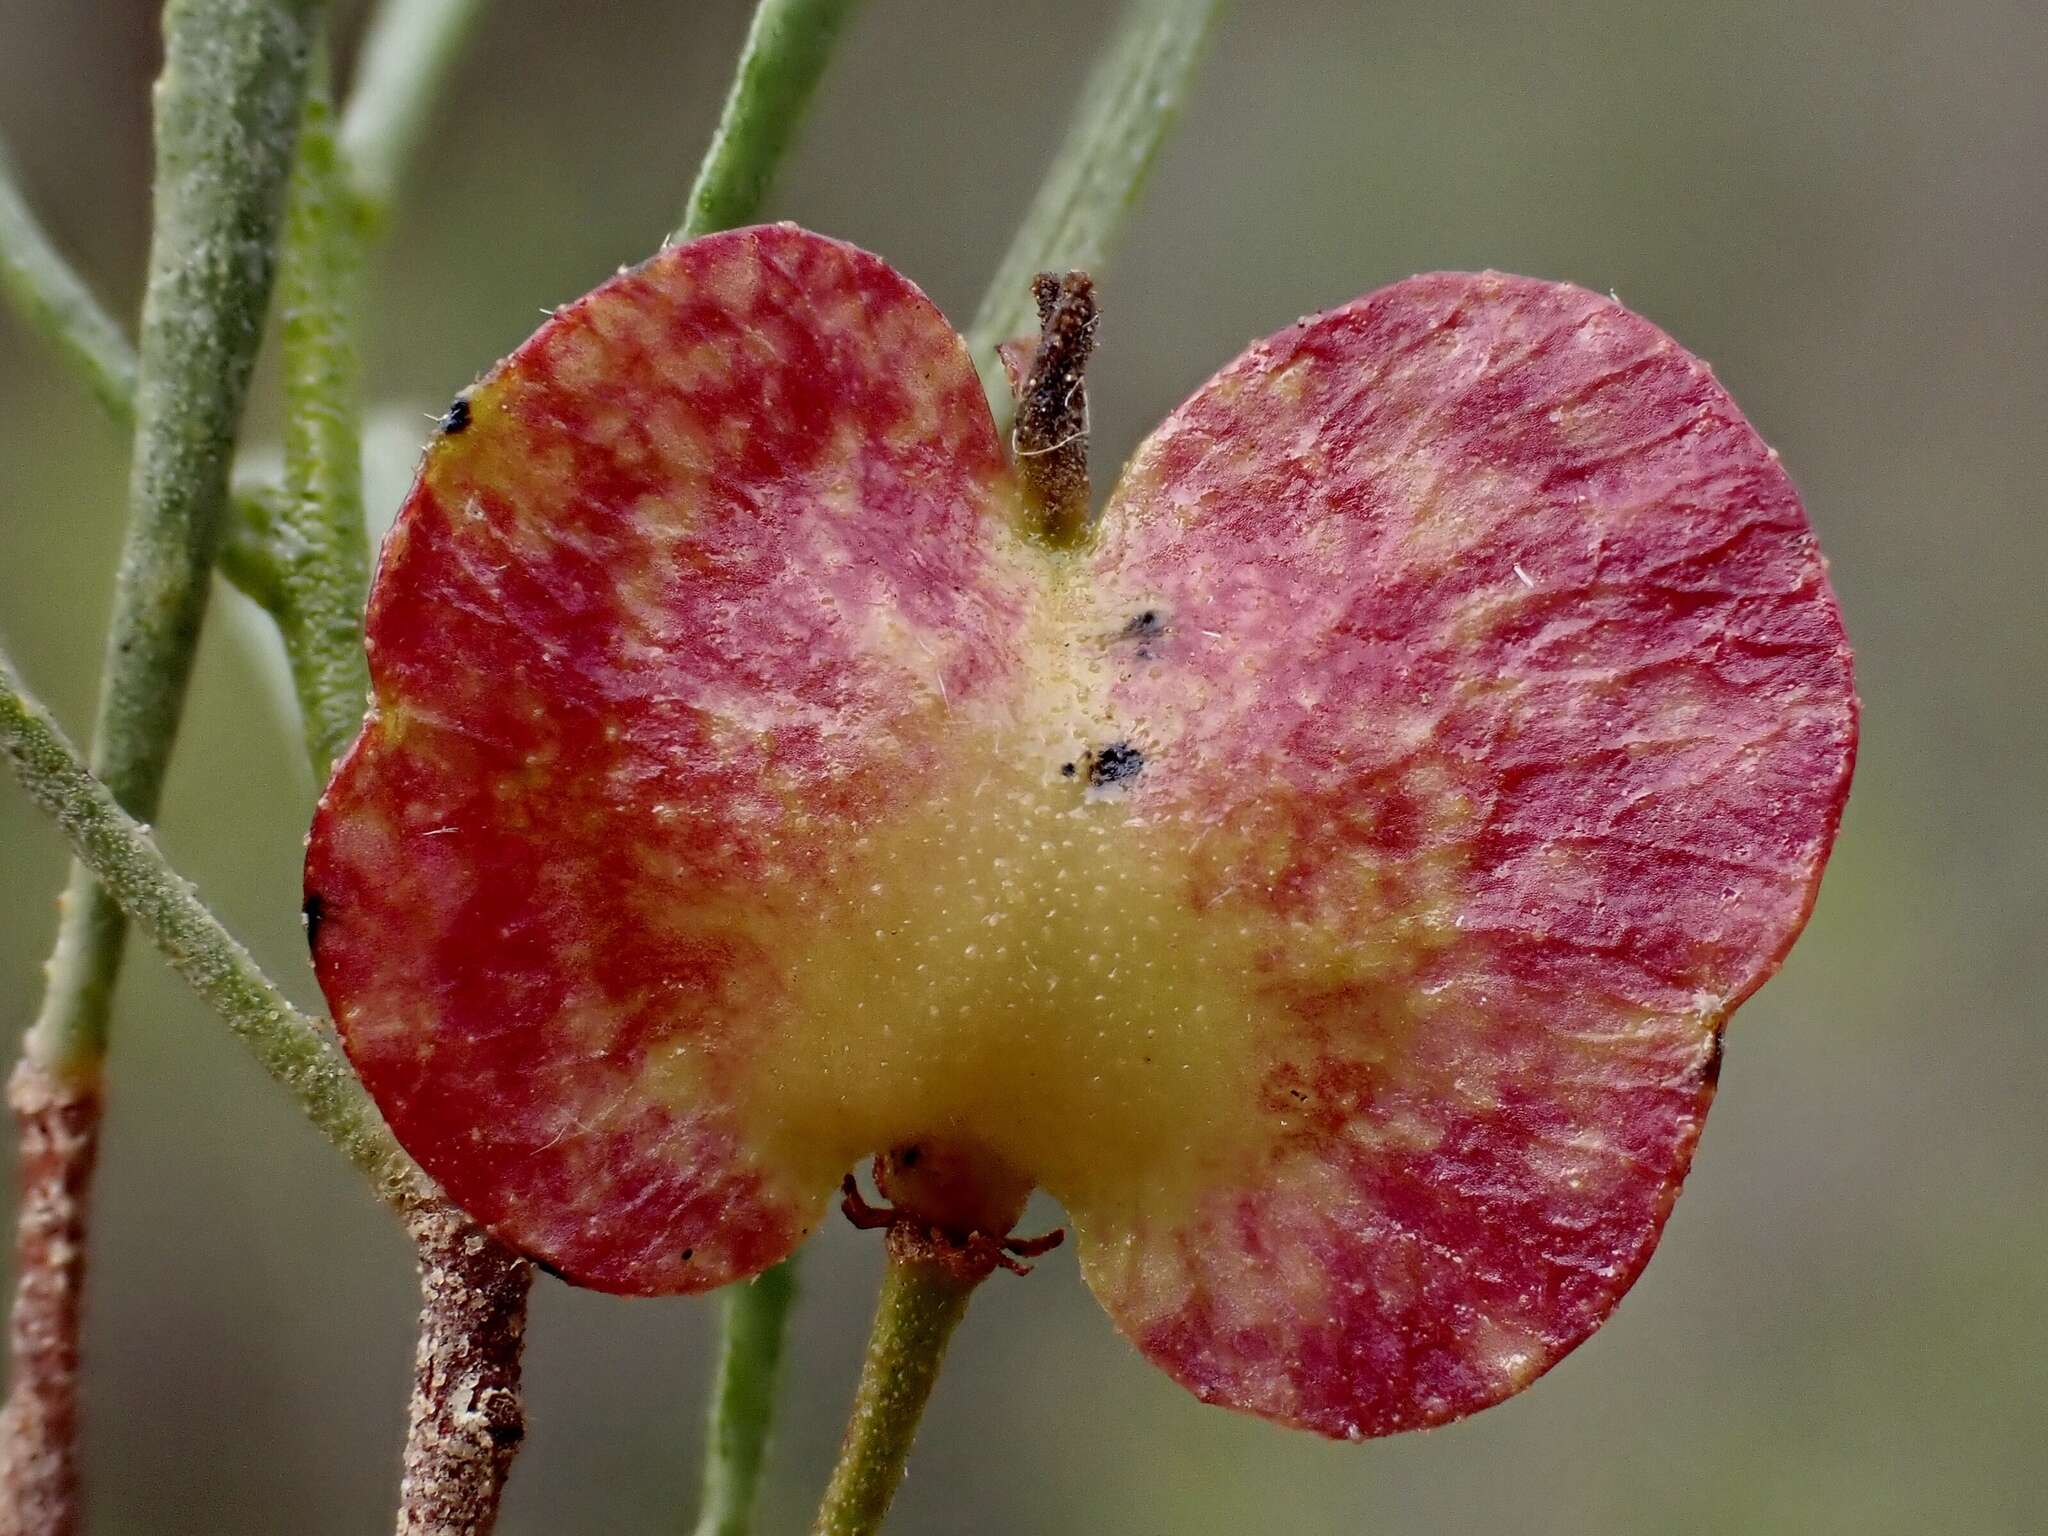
[691,1263,799,1536]
[966,0,1227,421]
[0,140,139,427]
[673,0,864,243]
[339,0,493,228]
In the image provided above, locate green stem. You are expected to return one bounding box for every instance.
[0,141,139,427]
[217,479,291,613]
[7,1,485,771]
[672,0,864,243]
[3,9,322,1526]
[0,157,309,656]
[250,0,494,775]
[26,0,322,1088]
[276,40,372,778]
[0,649,423,1210]
[965,0,1227,425]
[810,1252,979,1536]
[339,0,493,231]
[691,1262,799,1536]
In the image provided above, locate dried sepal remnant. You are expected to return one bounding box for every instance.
[0,1064,98,1536]
[841,1146,1066,1283]
[309,228,1856,1438]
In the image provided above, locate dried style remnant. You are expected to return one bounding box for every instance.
[308,226,1855,1439]
[1011,270,1098,544]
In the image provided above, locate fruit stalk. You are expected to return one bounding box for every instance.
[810,1247,980,1536]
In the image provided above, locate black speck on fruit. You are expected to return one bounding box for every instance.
[301,892,325,952]
[1059,761,1077,778]
[1088,741,1144,788]
[1121,609,1167,659]
[682,1248,694,1261]
[442,395,471,434]
[900,1144,921,1168]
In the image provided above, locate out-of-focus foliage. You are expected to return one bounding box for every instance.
[1,1,2041,1531]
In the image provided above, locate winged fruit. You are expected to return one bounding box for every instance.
[307,224,1856,1438]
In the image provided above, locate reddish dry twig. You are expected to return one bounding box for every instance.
[395,1200,531,1536]
[0,1064,100,1536]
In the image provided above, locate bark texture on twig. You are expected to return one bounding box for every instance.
[0,1065,101,1536]
[396,1201,531,1536]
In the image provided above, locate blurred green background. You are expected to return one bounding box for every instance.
[3,1,2043,1531]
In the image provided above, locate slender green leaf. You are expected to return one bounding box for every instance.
[0,140,138,426]
[340,0,493,228]
[673,0,863,243]
[277,46,373,778]
[692,1263,800,1536]
[966,0,1227,425]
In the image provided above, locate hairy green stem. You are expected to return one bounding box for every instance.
[0,650,423,1208]
[4,8,321,1527]
[0,143,138,427]
[26,0,323,1084]
[0,136,313,643]
[672,0,864,244]
[966,0,1227,424]
[340,0,493,231]
[810,1252,978,1536]
[0,156,307,707]
[271,0,494,774]
[7,2,482,748]
[690,1263,798,1536]
[276,43,372,778]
